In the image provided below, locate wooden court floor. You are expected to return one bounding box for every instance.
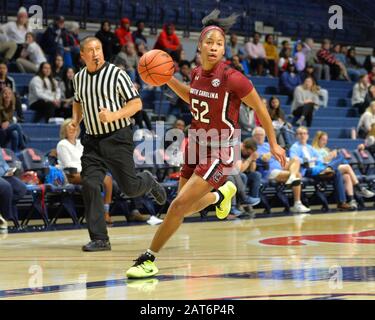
[1,210,375,300]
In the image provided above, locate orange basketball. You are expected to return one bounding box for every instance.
[138,50,175,86]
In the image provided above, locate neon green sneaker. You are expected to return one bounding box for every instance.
[126,253,159,279]
[215,181,237,220]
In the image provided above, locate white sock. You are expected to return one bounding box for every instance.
[213,192,220,204]
[294,200,302,206]
[146,248,157,257]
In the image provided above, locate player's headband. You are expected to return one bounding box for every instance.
[199,25,225,42]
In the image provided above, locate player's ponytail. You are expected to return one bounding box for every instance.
[201,9,239,33]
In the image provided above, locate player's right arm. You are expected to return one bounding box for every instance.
[166,76,190,104]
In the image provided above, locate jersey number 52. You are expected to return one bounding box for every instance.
[191,99,210,124]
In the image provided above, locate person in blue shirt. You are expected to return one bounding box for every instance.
[289,126,351,211]
[252,127,310,213]
[0,148,27,230]
[279,63,302,102]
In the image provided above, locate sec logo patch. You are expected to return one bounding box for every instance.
[211,78,220,87]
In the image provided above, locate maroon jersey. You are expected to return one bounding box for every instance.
[189,61,254,144]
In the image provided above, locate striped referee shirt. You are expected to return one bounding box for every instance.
[73,62,139,136]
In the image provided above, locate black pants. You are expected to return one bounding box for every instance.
[30,100,56,123]
[81,126,154,240]
[293,103,315,127]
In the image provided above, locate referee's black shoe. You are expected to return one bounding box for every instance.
[144,171,167,205]
[82,240,111,252]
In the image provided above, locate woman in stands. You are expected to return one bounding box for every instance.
[52,54,65,82]
[28,62,61,123]
[0,87,26,152]
[357,101,375,138]
[57,67,75,119]
[126,9,286,279]
[312,130,374,209]
[56,119,114,225]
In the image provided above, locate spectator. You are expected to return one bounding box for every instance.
[136,42,148,58]
[302,38,328,81]
[316,39,350,81]
[0,62,23,122]
[332,43,346,65]
[190,52,202,69]
[301,64,329,108]
[95,20,120,62]
[115,17,134,48]
[154,23,182,62]
[239,103,255,140]
[358,123,375,152]
[363,84,375,112]
[227,138,261,218]
[16,32,46,74]
[56,119,114,225]
[0,147,27,230]
[278,47,293,73]
[225,33,245,60]
[57,67,75,119]
[0,87,26,151]
[65,21,81,68]
[252,126,310,213]
[113,43,139,81]
[41,16,69,63]
[263,34,279,76]
[368,66,375,85]
[245,32,266,76]
[279,40,291,58]
[52,54,65,82]
[294,42,306,73]
[352,74,370,114]
[312,130,374,210]
[230,55,245,74]
[291,76,320,127]
[357,101,375,138]
[132,21,147,47]
[279,63,302,100]
[28,62,61,123]
[345,47,368,82]
[290,126,350,211]
[364,48,375,73]
[0,7,32,58]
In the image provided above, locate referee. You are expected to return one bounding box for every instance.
[70,37,166,252]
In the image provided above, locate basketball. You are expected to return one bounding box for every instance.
[138,49,175,86]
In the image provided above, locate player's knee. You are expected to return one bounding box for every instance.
[169,198,187,218]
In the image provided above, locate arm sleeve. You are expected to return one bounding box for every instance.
[117,70,140,103]
[226,69,254,99]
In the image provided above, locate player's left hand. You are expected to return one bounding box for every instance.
[270,144,286,168]
[99,107,116,123]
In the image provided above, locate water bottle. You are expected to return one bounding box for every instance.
[351,127,357,140]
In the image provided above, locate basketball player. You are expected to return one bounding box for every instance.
[126,10,286,278]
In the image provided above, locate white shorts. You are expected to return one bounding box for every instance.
[268,169,283,180]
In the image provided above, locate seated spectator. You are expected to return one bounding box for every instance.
[227,138,261,218]
[0,87,26,151]
[252,127,310,213]
[263,34,279,76]
[368,66,375,85]
[245,32,266,76]
[364,48,375,73]
[115,18,134,48]
[316,39,350,81]
[0,147,27,230]
[57,67,75,119]
[278,48,293,73]
[358,123,375,152]
[190,52,202,69]
[113,43,139,81]
[290,126,351,210]
[294,42,306,73]
[52,54,65,82]
[239,103,256,140]
[95,20,120,62]
[0,61,23,122]
[0,7,33,59]
[352,74,370,114]
[65,21,81,68]
[154,23,182,62]
[16,32,46,73]
[312,131,374,209]
[132,21,147,47]
[57,119,114,225]
[279,40,291,59]
[301,64,329,108]
[28,62,61,123]
[332,43,346,65]
[345,48,368,82]
[230,55,245,74]
[357,101,375,138]
[41,16,69,63]
[279,63,302,100]
[136,42,148,58]
[291,76,320,127]
[302,38,327,81]
[225,33,245,61]
[363,84,375,112]
[0,30,17,63]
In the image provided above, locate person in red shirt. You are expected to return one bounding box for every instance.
[126,10,286,279]
[114,17,134,47]
[154,23,182,62]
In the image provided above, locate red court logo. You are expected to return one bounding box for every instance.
[259,230,375,246]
